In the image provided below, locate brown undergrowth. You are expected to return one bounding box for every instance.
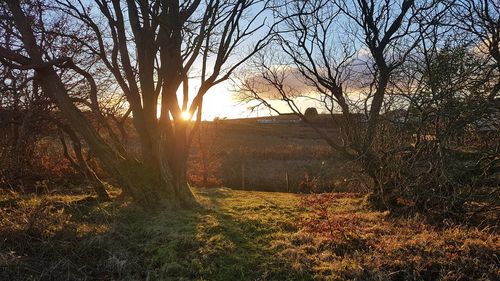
[1,187,498,280]
[298,193,499,280]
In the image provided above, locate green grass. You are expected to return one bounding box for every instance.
[132,188,315,280]
[1,187,498,280]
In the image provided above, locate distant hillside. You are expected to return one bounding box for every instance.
[188,116,363,193]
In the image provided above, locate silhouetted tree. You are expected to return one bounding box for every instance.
[304,107,318,120]
[454,0,500,101]
[237,0,450,206]
[0,0,271,208]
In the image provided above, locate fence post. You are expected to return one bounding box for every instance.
[285,170,290,192]
[241,163,245,190]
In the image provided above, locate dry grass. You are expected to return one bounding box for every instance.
[298,193,499,280]
[191,120,362,192]
[1,187,498,280]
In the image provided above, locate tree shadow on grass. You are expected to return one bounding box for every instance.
[151,189,315,281]
[1,189,315,281]
[0,193,174,280]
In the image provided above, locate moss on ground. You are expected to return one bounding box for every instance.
[1,187,498,280]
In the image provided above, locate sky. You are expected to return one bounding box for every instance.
[202,83,254,120]
[187,81,323,121]
[71,0,368,121]
[190,1,361,120]
[82,0,362,121]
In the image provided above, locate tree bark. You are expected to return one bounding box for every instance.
[58,123,110,200]
[4,0,197,209]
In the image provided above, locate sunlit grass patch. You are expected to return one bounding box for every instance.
[298,192,500,281]
[1,187,498,280]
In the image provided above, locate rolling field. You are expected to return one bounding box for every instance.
[188,117,366,193]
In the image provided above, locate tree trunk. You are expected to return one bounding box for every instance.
[5,0,198,209]
[362,149,399,210]
[170,122,198,207]
[58,124,110,200]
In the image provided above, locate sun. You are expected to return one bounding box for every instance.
[181,111,192,121]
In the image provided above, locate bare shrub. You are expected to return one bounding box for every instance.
[187,121,223,188]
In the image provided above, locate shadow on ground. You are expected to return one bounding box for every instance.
[0,187,314,281]
[149,188,314,280]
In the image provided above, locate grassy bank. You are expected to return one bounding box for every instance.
[1,187,498,280]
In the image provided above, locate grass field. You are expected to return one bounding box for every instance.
[189,118,363,193]
[1,187,498,280]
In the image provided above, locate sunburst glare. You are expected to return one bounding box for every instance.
[181,111,192,121]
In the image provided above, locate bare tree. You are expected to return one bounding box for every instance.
[237,0,450,206]
[188,120,222,188]
[0,3,106,196]
[0,0,271,208]
[454,0,500,101]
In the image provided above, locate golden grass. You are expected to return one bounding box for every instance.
[1,187,498,280]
